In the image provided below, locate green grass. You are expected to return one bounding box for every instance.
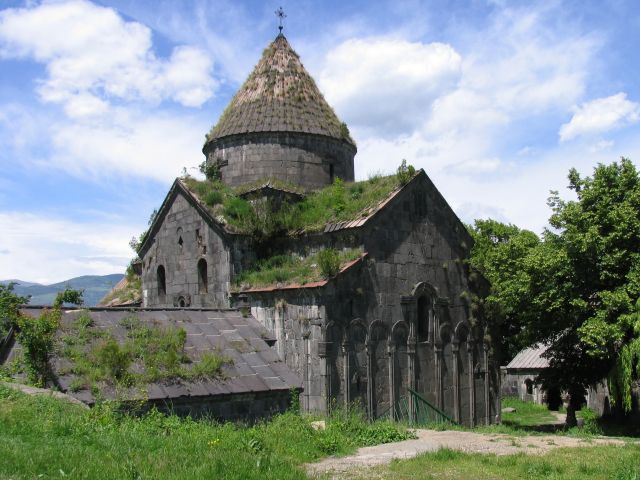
[234,248,363,290]
[57,313,230,395]
[501,397,558,427]
[181,173,403,235]
[360,445,640,480]
[0,384,414,480]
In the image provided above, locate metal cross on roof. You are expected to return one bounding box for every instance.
[275,6,286,33]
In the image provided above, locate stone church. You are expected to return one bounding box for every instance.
[136,33,500,425]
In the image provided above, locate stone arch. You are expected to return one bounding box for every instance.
[412,282,439,343]
[454,322,470,342]
[197,258,208,294]
[524,378,534,396]
[439,324,453,344]
[454,321,472,424]
[324,321,344,407]
[391,321,409,418]
[369,321,389,418]
[157,265,166,300]
[347,319,368,409]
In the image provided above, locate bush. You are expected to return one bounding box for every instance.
[396,159,416,186]
[203,189,224,206]
[318,249,341,278]
[15,309,61,386]
[580,407,602,435]
[95,338,131,381]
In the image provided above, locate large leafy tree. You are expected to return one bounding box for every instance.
[468,219,540,362]
[537,158,640,423]
[470,158,640,426]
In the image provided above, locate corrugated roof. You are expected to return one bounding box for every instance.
[15,307,301,405]
[204,34,354,147]
[505,344,549,370]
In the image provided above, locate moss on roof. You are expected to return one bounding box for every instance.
[205,34,355,147]
[233,248,364,291]
[181,173,402,235]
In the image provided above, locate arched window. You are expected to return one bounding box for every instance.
[417,295,432,342]
[157,265,166,298]
[525,378,533,395]
[198,258,208,294]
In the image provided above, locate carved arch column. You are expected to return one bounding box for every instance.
[342,339,350,408]
[483,342,490,425]
[467,339,476,427]
[452,340,460,423]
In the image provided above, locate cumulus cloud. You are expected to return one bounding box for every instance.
[0,212,137,284]
[46,107,208,182]
[0,0,217,116]
[319,38,461,136]
[559,93,640,141]
[321,4,603,234]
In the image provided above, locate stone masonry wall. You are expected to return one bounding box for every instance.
[141,192,231,308]
[235,174,499,426]
[205,132,355,191]
[148,389,293,423]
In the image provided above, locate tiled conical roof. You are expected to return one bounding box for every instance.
[204,34,354,147]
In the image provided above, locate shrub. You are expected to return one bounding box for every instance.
[580,407,602,435]
[0,282,28,340]
[15,309,61,386]
[203,189,224,206]
[94,338,131,381]
[396,159,416,186]
[199,159,221,181]
[318,248,341,278]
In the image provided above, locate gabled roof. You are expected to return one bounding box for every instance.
[137,178,231,257]
[13,307,301,405]
[505,344,550,370]
[204,34,354,148]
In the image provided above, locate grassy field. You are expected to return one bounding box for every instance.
[500,397,560,427]
[2,385,639,479]
[361,445,640,480]
[0,384,413,479]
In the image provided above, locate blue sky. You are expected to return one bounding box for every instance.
[1,0,639,283]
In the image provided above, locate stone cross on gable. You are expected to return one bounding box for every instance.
[275,6,286,33]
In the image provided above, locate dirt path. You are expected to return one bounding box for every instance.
[306,429,629,478]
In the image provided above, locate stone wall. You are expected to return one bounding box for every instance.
[501,369,546,404]
[205,132,356,191]
[234,173,499,426]
[148,389,294,423]
[141,191,232,308]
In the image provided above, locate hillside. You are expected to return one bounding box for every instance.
[2,274,124,307]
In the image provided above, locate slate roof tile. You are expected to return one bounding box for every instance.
[16,307,302,403]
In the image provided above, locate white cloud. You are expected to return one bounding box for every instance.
[47,107,208,182]
[559,93,640,141]
[320,38,462,136]
[0,0,217,114]
[0,212,138,284]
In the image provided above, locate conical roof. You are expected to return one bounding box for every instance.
[204,34,355,148]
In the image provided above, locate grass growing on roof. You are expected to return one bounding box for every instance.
[0,384,414,480]
[233,248,363,290]
[57,313,231,394]
[181,173,404,235]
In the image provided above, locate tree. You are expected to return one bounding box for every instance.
[536,158,640,424]
[470,158,640,426]
[468,219,540,362]
[13,288,83,386]
[0,283,29,340]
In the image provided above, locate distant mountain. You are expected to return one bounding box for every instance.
[1,274,125,307]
